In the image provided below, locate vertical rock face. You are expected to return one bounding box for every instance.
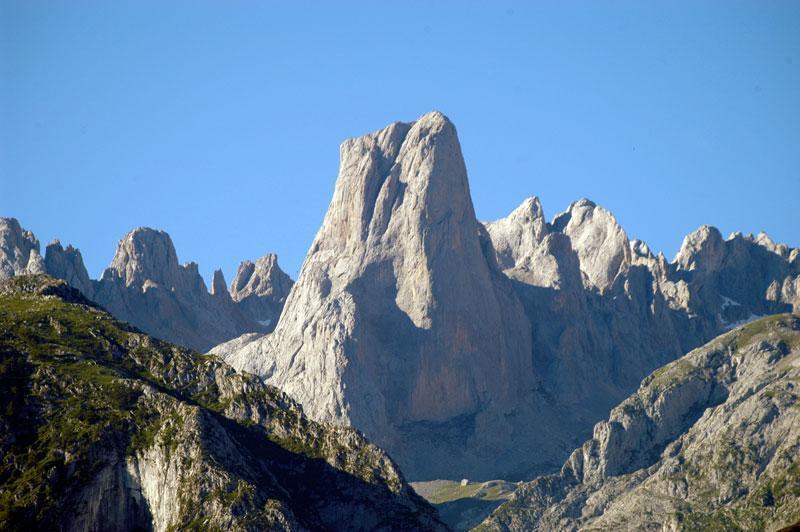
[44,240,94,299]
[0,218,42,280]
[483,197,559,287]
[219,112,534,478]
[210,269,230,300]
[229,254,293,329]
[675,224,726,272]
[103,228,186,290]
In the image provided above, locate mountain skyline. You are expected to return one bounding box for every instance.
[3,2,799,284]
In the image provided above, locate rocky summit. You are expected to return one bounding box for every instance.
[217,112,799,483]
[230,254,294,331]
[0,219,294,352]
[91,227,259,352]
[480,193,799,480]
[479,314,800,531]
[0,275,445,531]
[217,111,535,480]
[0,217,45,280]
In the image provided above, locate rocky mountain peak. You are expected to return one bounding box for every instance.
[229,254,293,329]
[210,269,229,299]
[230,253,291,301]
[674,224,725,272]
[484,196,559,286]
[551,199,631,291]
[44,240,94,298]
[0,217,42,280]
[103,227,182,289]
[219,112,534,479]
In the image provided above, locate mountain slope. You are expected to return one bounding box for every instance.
[479,313,800,531]
[0,275,445,531]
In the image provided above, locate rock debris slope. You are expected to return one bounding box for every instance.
[0,218,294,352]
[218,111,536,480]
[0,275,445,532]
[479,313,800,531]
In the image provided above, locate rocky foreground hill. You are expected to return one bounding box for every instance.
[0,275,444,531]
[478,314,800,531]
[215,111,800,481]
[0,218,293,351]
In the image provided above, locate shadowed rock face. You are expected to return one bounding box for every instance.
[219,112,534,479]
[484,196,798,416]
[479,315,800,531]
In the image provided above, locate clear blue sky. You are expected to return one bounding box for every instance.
[2,2,798,284]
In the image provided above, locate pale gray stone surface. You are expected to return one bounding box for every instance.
[219,112,536,480]
[230,253,293,330]
[44,240,95,299]
[1,219,293,352]
[218,112,799,482]
[0,217,42,280]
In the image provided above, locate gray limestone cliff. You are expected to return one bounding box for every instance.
[479,314,800,531]
[217,113,798,482]
[481,196,798,479]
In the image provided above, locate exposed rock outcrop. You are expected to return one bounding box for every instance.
[0,220,294,352]
[91,228,259,352]
[216,113,798,482]
[479,314,800,531]
[0,217,42,279]
[482,196,798,479]
[551,199,631,292]
[230,254,293,330]
[44,240,94,299]
[218,111,535,480]
[0,275,445,531]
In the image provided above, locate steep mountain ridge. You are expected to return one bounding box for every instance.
[0,275,445,531]
[479,313,800,531]
[483,195,798,473]
[0,219,293,352]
